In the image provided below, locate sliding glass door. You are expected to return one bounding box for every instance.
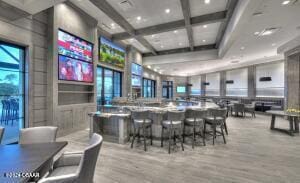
[0,41,25,144]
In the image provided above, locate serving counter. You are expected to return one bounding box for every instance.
[89,102,219,144]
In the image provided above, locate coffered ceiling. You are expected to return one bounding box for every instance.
[4,0,300,76]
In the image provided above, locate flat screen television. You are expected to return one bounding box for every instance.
[100,37,125,68]
[58,55,93,83]
[132,75,141,87]
[176,86,186,93]
[131,63,142,76]
[58,29,93,62]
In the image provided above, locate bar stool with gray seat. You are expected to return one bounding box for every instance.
[183,109,207,148]
[204,108,227,145]
[38,133,103,183]
[20,126,58,179]
[161,110,185,154]
[0,127,4,144]
[131,110,153,151]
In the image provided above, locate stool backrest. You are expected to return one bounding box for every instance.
[167,110,185,121]
[209,108,227,118]
[131,110,149,120]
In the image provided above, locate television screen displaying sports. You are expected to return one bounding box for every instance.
[100,37,125,68]
[132,75,141,87]
[58,29,93,62]
[176,86,186,93]
[131,63,142,76]
[58,55,93,83]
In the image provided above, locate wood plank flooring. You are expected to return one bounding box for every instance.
[57,114,300,183]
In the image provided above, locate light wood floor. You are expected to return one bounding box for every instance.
[58,114,300,183]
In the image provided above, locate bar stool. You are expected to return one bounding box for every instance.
[183,109,207,148]
[130,110,153,151]
[161,110,185,154]
[204,108,227,145]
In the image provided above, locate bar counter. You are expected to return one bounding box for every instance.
[89,102,219,143]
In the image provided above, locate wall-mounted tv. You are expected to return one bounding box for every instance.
[132,75,141,87]
[100,37,125,68]
[58,29,93,62]
[58,55,93,83]
[132,63,142,76]
[176,86,186,93]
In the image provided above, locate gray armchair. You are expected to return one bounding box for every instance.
[19,126,58,144]
[0,127,4,144]
[38,133,103,183]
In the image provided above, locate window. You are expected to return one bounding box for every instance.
[0,41,25,144]
[226,68,248,97]
[256,62,284,98]
[143,78,156,98]
[205,73,220,96]
[162,81,173,99]
[190,76,201,95]
[97,66,122,106]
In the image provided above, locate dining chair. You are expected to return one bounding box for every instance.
[0,127,4,144]
[38,133,103,183]
[19,126,58,144]
[245,102,256,117]
[19,126,58,179]
[233,103,245,117]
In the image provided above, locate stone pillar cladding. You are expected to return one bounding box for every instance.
[284,48,300,110]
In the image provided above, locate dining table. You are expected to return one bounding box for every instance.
[0,141,68,182]
[266,110,300,136]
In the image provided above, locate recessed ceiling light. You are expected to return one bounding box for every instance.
[202,39,206,42]
[174,30,178,33]
[179,42,182,46]
[258,28,280,36]
[254,31,260,35]
[147,65,151,69]
[271,43,276,46]
[151,34,155,38]
[165,8,170,14]
[154,68,157,72]
[240,46,245,50]
[282,0,290,5]
[160,45,164,48]
[204,0,210,4]
[137,16,141,20]
[203,25,207,28]
[129,38,134,42]
[111,23,115,27]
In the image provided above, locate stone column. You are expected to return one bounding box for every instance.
[247,66,256,99]
[200,74,206,96]
[220,71,226,97]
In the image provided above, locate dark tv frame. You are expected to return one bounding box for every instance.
[58,28,94,63]
[99,36,126,68]
[58,55,94,83]
[58,29,94,83]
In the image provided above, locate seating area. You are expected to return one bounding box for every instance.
[0,0,299,182]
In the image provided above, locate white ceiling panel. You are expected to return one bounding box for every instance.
[193,22,221,46]
[106,0,183,29]
[144,29,189,51]
[190,0,228,17]
[123,38,149,53]
[71,0,125,34]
